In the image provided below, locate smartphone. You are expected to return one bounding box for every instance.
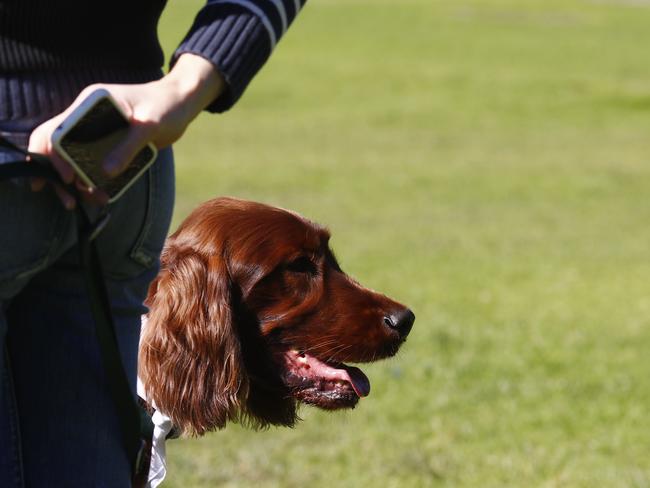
[51,88,157,203]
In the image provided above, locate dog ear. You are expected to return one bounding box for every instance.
[139,246,248,436]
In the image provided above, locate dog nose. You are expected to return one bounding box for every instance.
[383,308,415,338]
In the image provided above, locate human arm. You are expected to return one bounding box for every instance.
[28,0,308,208]
[173,0,308,112]
[27,54,225,208]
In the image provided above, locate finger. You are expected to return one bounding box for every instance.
[76,180,109,206]
[75,177,94,194]
[49,152,75,184]
[80,190,109,206]
[27,119,56,156]
[103,126,152,177]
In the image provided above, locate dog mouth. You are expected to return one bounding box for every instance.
[279,350,371,409]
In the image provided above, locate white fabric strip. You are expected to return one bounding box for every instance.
[207,0,278,49]
[137,377,174,488]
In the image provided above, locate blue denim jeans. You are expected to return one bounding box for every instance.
[0,121,175,487]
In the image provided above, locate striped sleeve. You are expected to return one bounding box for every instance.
[172,0,308,113]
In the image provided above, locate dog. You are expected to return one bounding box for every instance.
[137,197,414,485]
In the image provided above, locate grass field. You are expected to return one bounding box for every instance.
[156,1,650,486]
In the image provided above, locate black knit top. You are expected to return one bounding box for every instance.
[0,0,307,121]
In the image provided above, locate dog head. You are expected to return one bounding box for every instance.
[139,197,414,435]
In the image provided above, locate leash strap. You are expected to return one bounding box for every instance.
[76,208,154,478]
[0,136,154,485]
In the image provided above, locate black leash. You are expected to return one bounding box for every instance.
[0,135,153,486]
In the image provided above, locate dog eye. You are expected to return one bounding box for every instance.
[285,256,317,274]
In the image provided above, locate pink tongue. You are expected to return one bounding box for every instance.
[341,365,371,397]
[286,350,371,398]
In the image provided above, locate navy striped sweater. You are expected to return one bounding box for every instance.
[0,0,307,122]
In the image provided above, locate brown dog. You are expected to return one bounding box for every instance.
[139,197,415,437]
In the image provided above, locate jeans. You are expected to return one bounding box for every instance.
[0,120,175,487]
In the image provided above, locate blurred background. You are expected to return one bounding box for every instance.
[159,0,650,486]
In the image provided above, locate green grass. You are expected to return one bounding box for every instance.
[157,1,650,486]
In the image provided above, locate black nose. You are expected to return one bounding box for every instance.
[383,308,415,338]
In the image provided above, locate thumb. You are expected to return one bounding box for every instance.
[102,125,153,177]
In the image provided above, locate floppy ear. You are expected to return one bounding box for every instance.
[139,245,248,436]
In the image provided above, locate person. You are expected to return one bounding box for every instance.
[0,1,306,486]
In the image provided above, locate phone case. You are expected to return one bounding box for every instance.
[51,88,158,203]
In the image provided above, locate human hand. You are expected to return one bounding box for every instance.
[28,53,225,209]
